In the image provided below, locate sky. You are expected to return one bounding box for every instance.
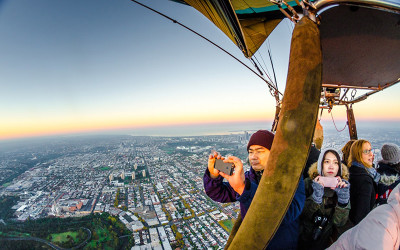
[0,0,399,140]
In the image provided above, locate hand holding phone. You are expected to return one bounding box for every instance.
[319,176,339,188]
[214,159,234,176]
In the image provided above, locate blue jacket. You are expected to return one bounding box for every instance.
[204,167,305,249]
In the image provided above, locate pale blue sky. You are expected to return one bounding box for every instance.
[0,0,398,139]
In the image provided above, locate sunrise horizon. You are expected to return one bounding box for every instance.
[2,115,400,142]
[2,0,399,144]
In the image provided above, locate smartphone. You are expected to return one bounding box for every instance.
[214,159,234,176]
[319,177,338,188]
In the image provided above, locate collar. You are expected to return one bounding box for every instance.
[249,167,263,183]
[352,161,365,169]
[352,161,381,184]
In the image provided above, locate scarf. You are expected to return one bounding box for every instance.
[352,161,381,184]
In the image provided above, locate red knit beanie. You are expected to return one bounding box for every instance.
[247,130,275,151]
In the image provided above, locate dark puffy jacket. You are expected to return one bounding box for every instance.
[349,163,377,225]
[377,162,400,205]
[203,167,305,250]
[299,163,350,250]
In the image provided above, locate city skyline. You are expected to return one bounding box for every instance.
[1,125,399,248]
[0,133,249,248]
[1,0,399,141]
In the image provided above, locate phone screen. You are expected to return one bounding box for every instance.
[319,177,338,188]
[214,159,233,175]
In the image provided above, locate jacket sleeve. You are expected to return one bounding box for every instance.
[283,177,306,223]
[332,203,350,227]
[302,196,323,221]
[351,177,374,225]
[334,206,399,250]
[203,168,237,203]
[301,178,321,220]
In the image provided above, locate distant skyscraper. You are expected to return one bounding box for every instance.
[132,172,135,180]
[121,171,125,180]
[134,163,138,170]
[245,131,250,141]
[142,170,146,177]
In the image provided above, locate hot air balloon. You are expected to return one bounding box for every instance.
[132,0,400,248]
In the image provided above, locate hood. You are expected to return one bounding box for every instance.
[308,161,349,180]
[317,148,341,175]
[314,148,346,177]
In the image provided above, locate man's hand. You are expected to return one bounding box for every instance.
[208,151,224,179]
[219,156,246,195]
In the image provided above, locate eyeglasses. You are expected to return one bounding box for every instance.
[362,149,373,154]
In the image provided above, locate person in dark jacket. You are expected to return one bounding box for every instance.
[303,144,320,180]
[303,121,323,179]
[348,139,379,225]
[203,130,305,250]
[298,148,350,250]
[376,143,400,205]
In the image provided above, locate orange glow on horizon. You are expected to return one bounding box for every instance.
[2,106,399,141]
[0,110,275,141]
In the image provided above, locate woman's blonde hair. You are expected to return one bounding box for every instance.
[348,139,372,168]
[342,139,356,164]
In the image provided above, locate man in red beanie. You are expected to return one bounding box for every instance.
[203,130,305,249]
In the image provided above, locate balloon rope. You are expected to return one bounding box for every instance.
[130,0,283,97]
[330,110,347,132]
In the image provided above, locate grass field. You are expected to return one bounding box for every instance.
[1,182,11,187]
[51,231,78,243]
[219,219,234,233]
[0,231,30,237]
[85,226,113,248]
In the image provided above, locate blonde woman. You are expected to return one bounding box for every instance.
[348,139,380,225]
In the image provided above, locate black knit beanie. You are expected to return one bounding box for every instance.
[247,130,275,151]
